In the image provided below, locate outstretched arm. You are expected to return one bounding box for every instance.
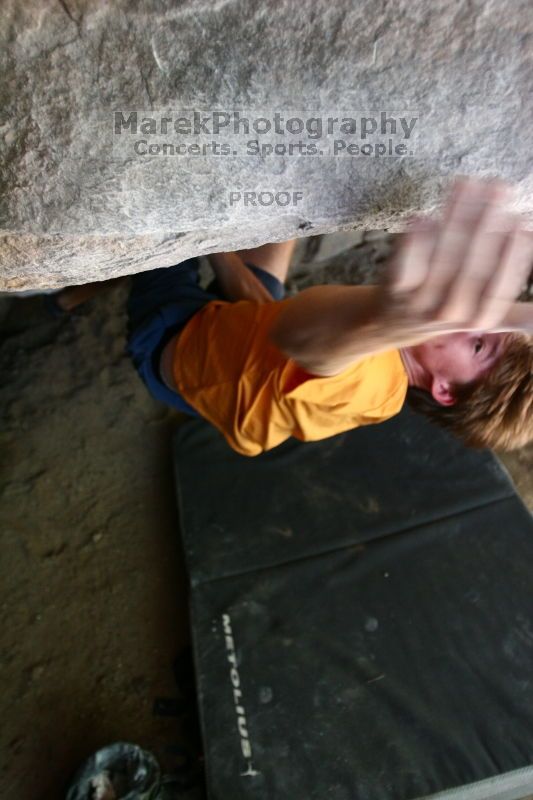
[270,178,533,376]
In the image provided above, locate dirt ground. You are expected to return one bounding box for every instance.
[0,283,193,799]
[0,237,532,800]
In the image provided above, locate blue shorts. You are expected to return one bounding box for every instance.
[127,257,286,415]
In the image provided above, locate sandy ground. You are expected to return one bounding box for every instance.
[0,236,531,800]
[0,285,194,799]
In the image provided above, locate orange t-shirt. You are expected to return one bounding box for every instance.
[172,299,408,456]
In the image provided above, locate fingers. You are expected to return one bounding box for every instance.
[430,205,512,323]
[471,227,533,329]
[411,178,510,317]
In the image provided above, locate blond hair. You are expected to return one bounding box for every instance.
[408,333,533,451]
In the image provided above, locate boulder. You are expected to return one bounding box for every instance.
[0,0,531,290]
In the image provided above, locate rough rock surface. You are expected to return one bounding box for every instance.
[1,0,532,290]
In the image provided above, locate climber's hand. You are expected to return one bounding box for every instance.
[385,177,533,332]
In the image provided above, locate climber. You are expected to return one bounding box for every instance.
[127,176,533,456]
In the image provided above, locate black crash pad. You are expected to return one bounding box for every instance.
[173,407,533,800]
